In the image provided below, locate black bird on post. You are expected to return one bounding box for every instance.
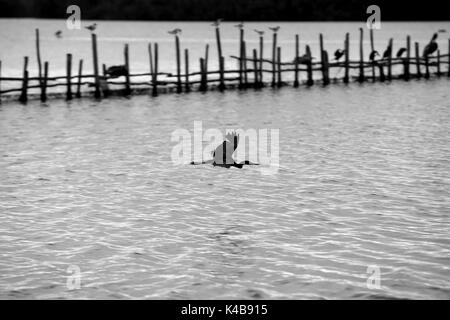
[382,44,392,59]
[423,33,438,57]
[369,50,380,62]
[396,48,407,58]
[85,23,97,32]
[269,26,280,87]
[334,49,345,61]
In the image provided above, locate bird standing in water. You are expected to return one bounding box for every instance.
[423,33,438,57]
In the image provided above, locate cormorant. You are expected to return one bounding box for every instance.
[423,33,438,57]
[334,49,345,61]
[396,48,407,58]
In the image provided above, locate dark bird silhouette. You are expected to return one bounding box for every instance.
[234,22,244,29]
[438,29,446,33]
[423,33,438,57]
[254,29,265,36]
[55,30,62,38]
[334,49,345,61]
[85,23,97,32]
[293,54,315,65]
[168,28,182,35]
[396,48,407,58]
[211,19,223,27]
[382,44,392,59]
[369,50,380,61]
[105,65,128,78]
[269,26,280,33]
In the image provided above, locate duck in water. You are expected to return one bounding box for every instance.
[191,131,258,168]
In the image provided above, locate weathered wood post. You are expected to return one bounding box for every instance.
[253,49,259,87]
[66,53,73,100]
[243,41,248,88]
[319,33,326,84]
[358,28,365,83]
[436,50,441,76]
[124,44,131,95]
[387,38,393,81]
[323,50,330,85]
[448,39,450,77]
[219,56,225,91]
[76,59,83,98]
[0,60,2,104]
[35,28,42,89]
[40,61,48,102]
[414,42,421,78]
[378,63,385,82]
[19,56,29,103]
[271,31,277,87]
[184,49,190,92]
[199,58,207,92]
[204,44,209,73]
[175,35,182,93]
[306,45,313,86]
[91,33,100,98]
[101,63,110,97]
[238,28,244,89]
[259,35,264,87]
[277,47,282,87]
[215,26,222,67]
[152,43,159,97]
[344,33,350,84]
[425,53,430,79]
[370,28,376,81]
[148,43,154,79]
[294,34,300,87]
[404,35,410,80]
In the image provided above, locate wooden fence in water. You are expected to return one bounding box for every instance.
[0,28,449,104]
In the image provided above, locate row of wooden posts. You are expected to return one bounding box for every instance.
[0,28,449,104]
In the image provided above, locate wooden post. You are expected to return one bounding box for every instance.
[387,38,393,81]
[243,41,248,88]
[319,33,325,84]
[239,29,244,89]
[219,56,225,91]
[425,53,430,79]
[277,47,282,87]
[76,59,83,98]
[19,56,29,103]
[358,28,364,83]
[253,49,258,87]
[437,50,441,76]
[40,61,48,102]
[448,39,450,77]
[91,33,100,98]
[152,43,158,96]
[66,53,73,100]
[259,35,264,87]
[378,63,385,82]
[414,42,421,79]
[184,49,190,92]
[35,28,42,89]
[323,50,330,85]
[199,58,207,92]
[101,63,110,97]
[124,44,131,95]
[271,32,277,87]
[294,34,299,87]
[175,35,182,93]
[204,44,209,73]
[148,43,154,79]
[344,33,349,84]
[306,45,313,86]
[370,28,375,81]
[0,60,2,104]
[404,35,410,80]
[215,27,222,68]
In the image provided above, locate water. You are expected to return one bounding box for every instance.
[0,20,450,300]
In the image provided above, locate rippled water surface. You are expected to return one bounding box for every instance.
[1,69,450,298]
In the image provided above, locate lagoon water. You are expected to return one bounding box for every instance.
[0,20,450,299]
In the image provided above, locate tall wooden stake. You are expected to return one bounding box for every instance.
[124,44,131,95]
[66,53,73,100]
[387,38,393,81]
[91,33,100,98]
[152,43,158,96]
[76,59,83,98]
[41,61,48,102]
[294,34,299,87]
[344,33,350,84]
[35,28,42,89]
[185,49,190,92]
[19,56,29,103]
[370,28,375,81]
[271,32,277,87]
[415,42,421,79]
[358,28,365,83]
[175,35,182,93]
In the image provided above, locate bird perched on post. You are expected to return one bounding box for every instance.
[269,26,280,33]
[168,28,182,35]
[85,23,97,32]
[423,33,438,57]
[55,30,62,38]
[211,19,223,27]
[396,48,406,58]
[334,49,345,61]
[234,22,244,30]
[293,54,315,65]
[382,44,392,59]
[254,29,265,36]
[369,50,380,61]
